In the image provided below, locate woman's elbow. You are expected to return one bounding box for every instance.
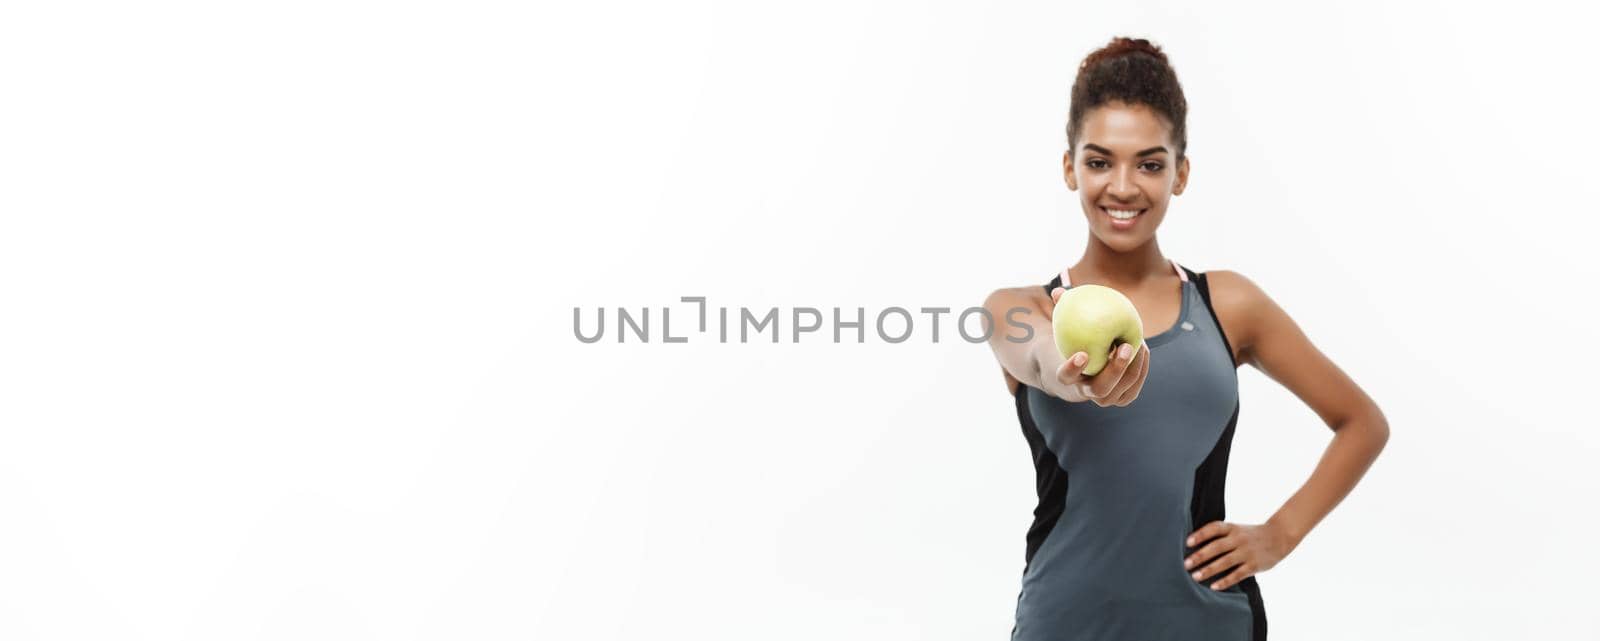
[1333,404,1389,446]
[1357,408,1390,450]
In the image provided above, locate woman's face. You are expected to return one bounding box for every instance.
[1063,101,1190,253]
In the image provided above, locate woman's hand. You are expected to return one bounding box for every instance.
[1048,286,1151,407]
[1183,520,1297,591]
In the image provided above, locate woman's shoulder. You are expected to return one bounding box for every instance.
[1200,269,1269,311]
[1196,268,1281,361]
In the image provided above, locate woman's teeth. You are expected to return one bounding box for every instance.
[1103,207,1143,220]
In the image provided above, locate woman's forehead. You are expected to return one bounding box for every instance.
[1078,104,1173,148]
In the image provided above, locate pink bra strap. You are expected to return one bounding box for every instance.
[1062,259,1188,286]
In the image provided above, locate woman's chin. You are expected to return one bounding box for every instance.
[1089,228,1154,251]
[1107,240,1145,252]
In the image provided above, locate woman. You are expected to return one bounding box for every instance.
[982,37,1389,641]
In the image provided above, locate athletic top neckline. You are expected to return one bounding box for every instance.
[1053,258,1193,349]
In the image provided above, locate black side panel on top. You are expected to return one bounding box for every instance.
[1014,386,1069,571]
[1188,401,1240,548]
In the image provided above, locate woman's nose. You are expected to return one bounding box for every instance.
[1109,167,1138,198]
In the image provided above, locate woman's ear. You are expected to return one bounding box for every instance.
[1062,151,1077,191]
[1172,155,1191,196]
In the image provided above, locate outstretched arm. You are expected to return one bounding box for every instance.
[1184,270,1390,591]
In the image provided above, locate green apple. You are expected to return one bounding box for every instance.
[1052,284,1144,376]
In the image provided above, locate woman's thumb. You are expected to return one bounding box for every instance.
[1058,351,1087,383]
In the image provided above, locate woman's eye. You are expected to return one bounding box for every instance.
[1085,159,1161,171]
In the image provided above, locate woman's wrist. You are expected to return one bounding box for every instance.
[1030,339,1068,398]
[1265,515,1306,557]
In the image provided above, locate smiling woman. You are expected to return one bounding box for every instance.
[981,36,1389,641]
[1063,37,1189,250]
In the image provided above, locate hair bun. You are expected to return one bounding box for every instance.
[1066,35,1187,160]
[1081,36,1168,71]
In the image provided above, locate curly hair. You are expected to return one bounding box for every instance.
[1067,36,1189,162]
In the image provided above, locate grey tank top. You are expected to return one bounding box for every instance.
[1009,260,1267,641]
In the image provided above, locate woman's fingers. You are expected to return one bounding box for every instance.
[1183,522,1252,585]
[1187,521,1231,549]
[1107,344,1149,405]
[1194,551,1247,585]
[1086,343,1137,403]
[1055,351,1089,389]
[1056,342,1147,407]
[1128,345,1151,399]
[1184,535,1235,572]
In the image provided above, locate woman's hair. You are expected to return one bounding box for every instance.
[1067,36,1188,161]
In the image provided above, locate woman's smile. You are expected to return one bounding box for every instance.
[1100,206,1148,230]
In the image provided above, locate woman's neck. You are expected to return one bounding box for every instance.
[1070,236,1170,288]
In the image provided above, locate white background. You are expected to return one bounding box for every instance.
[2,1,1597,639]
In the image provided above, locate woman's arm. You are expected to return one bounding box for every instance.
[982,287,1069,396]
[1185,270,1390,590]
